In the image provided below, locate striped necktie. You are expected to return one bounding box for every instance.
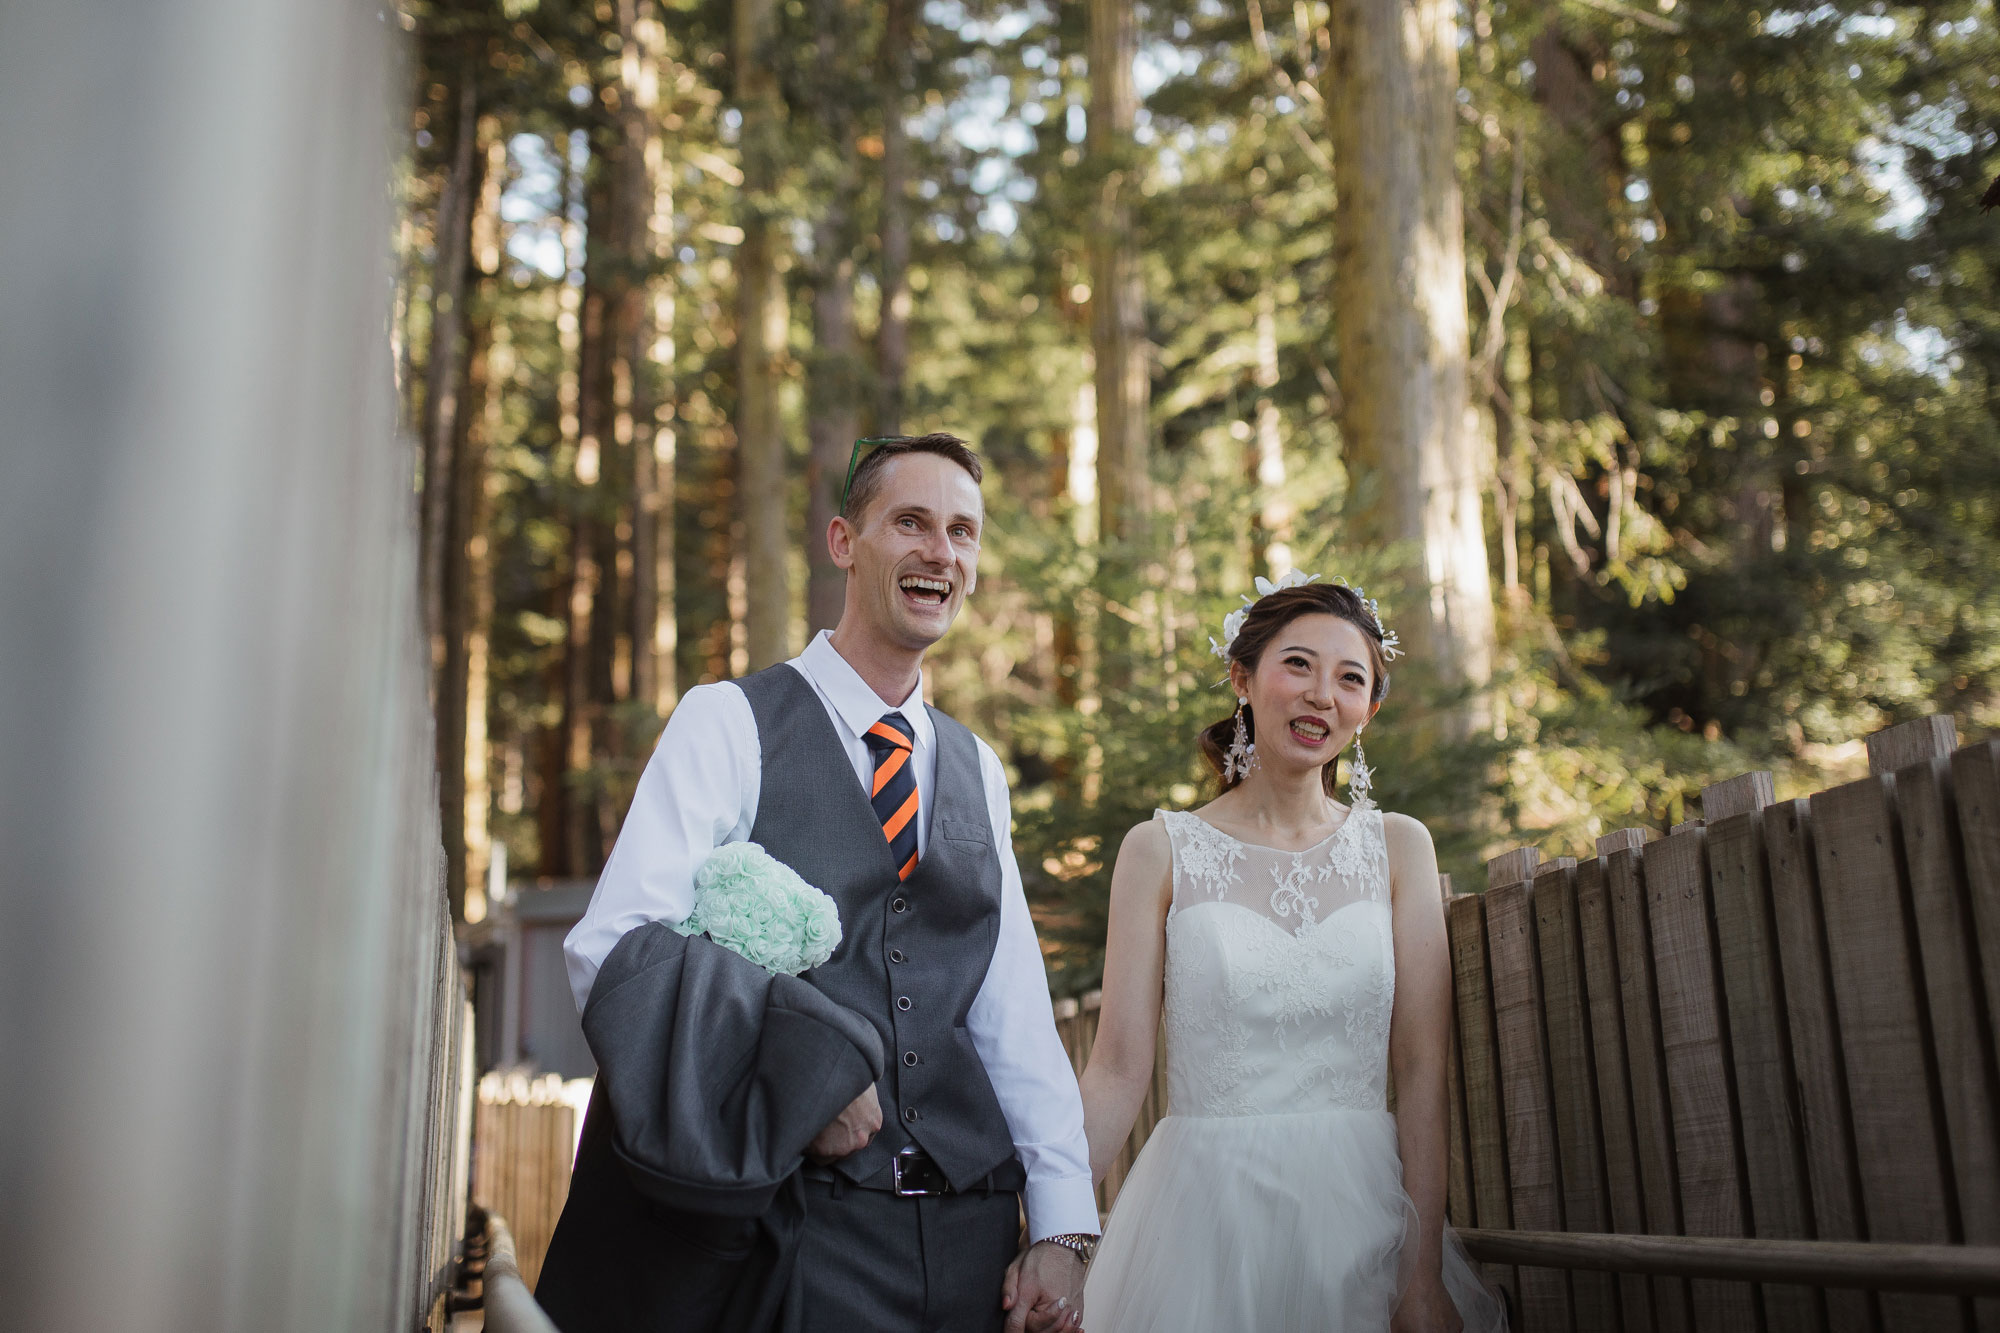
[863,712,920,881]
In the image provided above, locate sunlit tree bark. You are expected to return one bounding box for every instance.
[874,0,912,435]
[439,116,506,922]
[1325,0,1495,726]
[628,0,677,716]
[1249,289,1293,579]
[734,0,792,670]
[1086,0,1149,547]
[807,0,861,635]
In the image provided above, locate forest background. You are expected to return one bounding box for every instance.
[398,0,2000,995]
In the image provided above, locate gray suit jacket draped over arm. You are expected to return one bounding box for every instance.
[535,923,886,1333]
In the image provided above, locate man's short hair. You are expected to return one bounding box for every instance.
[841,433,985,525]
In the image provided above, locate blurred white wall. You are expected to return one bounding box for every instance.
[0,3,457,1330]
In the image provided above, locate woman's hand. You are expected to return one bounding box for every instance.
[1390,1276,1463,1333]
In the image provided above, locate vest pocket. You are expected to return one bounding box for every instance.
[938,816,990,845]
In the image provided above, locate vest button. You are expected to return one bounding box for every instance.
[892,897,908,913]
[897,996,912,1011]
[903,1050,919,1066]
[904,1106,920,1123]
[889,949,906,963]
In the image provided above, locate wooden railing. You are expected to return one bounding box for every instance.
[1447,715,2000,1331]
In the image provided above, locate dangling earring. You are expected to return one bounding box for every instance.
[1347,725,1374,806]
[1224,697,1259,782]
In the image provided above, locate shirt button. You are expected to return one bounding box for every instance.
[897,996,912,1011]
[904,1106,920,1123]
[903,1050,919,1066]
[889,949,906,963]
[892,897,908,913]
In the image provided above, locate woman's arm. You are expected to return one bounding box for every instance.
[1384,812,1456,1304]
[1077,819,1174,1183]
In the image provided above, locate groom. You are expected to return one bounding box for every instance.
[550,434,1097,1332]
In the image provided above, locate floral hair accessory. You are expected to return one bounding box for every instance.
[1208,569,1403,663]
[675,841,843,975]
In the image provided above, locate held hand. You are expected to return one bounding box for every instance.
[1389,1276,1463,1333]
[805,1083,881,1164]
[1000,1241,1086,1333]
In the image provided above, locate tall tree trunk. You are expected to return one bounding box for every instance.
[421,60,478,654]
[874,0,912,435]
[629,0,678,717]
[444,115,507,923]
[1326,0,1495,724]
[573,165,614,872]
[807,1,860,635]
[1249,289,1293,578]
[544,134,592,878]
[1086,0,1149,547]
[735,0,792,670]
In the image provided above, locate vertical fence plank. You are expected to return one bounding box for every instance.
[1533,860,1619,1332]
[1646,826,1761,1331]
[1605,837,1696,1333]
[1890,755,2000,1333]
[1448,993,1477,1230]
[1812,774,1966,1333]
[1865,715,1959,777]
[1488,873,1575,1332]
[1451,891,1517,1311]
[1764,798,1878,1333]
[1955,740,2000,1153]
[1579,848,1657,1333]
[1955,739,2000,1333]
[1705,802,1823,1333]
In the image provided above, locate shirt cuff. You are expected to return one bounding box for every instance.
[1022,1173,1102,1243]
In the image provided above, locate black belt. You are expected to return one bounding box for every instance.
[804,1147,1026,1198]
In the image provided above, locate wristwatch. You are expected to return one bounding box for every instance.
[1041,1232,1100,1266]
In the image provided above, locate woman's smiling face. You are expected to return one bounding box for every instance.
[1231,612,1379,778]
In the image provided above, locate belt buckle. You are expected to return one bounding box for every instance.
[892,1147,943,1197]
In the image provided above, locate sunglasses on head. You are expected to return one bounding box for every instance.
[840,436,902,512]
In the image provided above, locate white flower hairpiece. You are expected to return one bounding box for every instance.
[1208,569,1403,664]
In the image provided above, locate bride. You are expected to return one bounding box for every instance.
[1073,574,1504,1332]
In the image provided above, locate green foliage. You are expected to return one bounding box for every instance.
[402,0,2000,979]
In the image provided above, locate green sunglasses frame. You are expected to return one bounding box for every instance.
[840,436,903,513]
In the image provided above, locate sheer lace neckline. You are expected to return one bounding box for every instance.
[1176,803,1369,857]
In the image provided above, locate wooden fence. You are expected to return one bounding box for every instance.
[472,1072,589,1293]
[1445,715,2000,1332]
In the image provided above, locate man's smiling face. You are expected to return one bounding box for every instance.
[836,451,983,652]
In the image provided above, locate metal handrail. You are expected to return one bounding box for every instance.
[480,1214,561,1333]
[1458,1228,2000,1295]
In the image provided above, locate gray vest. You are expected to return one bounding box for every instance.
[736,664,1017,1189]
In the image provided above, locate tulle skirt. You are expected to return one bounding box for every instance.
[1082,1109,1506,1332]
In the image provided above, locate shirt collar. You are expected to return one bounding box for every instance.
[795,630,935,752]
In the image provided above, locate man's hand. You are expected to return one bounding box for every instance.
[805,1083,881,1164]
[1000,1240,1086,1333]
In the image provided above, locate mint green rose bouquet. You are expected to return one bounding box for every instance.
[673,842,843,976]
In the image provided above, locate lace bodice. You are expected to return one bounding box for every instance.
[1157,804,1396,1118]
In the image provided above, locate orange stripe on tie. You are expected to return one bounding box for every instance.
[881,787,919,843]
[899,851,919,881]
[867,721,912,749]
[871,746,910,796]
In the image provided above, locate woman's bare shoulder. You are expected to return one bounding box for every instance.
[1116,814,1172,867]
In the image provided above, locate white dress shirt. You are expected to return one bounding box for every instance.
[564,630,1099,1241]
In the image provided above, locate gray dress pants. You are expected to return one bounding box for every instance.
[795,1175,1021,1333]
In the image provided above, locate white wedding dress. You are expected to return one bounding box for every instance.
[1083,803,1506,1332]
